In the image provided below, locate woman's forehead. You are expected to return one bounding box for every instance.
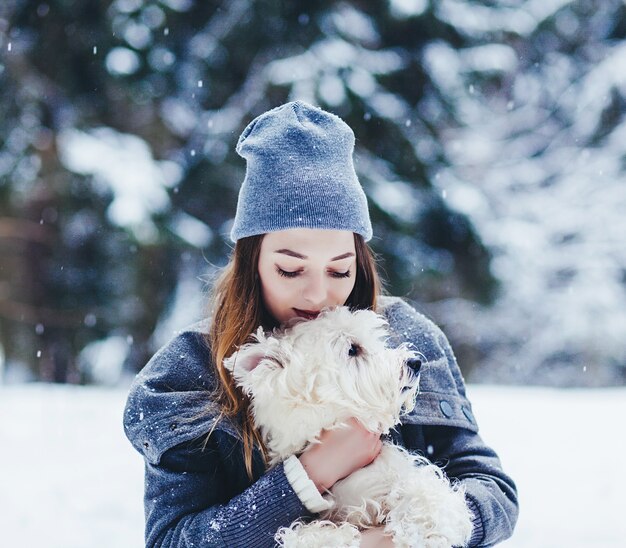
[261,229,355,258]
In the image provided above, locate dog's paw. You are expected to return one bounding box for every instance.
[384,464,473,548]
[276,519,361,548]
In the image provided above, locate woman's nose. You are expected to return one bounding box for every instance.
[302,274,327,305]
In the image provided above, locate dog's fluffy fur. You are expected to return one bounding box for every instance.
[224,307,473,548]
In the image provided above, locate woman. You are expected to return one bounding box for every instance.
[124,101,518,547]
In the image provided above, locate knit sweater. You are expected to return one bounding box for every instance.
[123,296,518,547]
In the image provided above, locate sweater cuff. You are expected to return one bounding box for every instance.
[283,455,333,513]
[466,495,485,547]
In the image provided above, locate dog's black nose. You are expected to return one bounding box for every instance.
[406,358,422,374]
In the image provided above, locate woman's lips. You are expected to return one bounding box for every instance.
[293,309,320,320]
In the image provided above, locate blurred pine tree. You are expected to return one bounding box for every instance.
[1,0,623,385]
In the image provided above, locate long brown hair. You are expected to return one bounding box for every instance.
[206,232,382,478]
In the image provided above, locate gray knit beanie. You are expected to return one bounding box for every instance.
[230,101,372,242]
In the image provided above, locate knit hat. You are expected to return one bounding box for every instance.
[230,101,372,242]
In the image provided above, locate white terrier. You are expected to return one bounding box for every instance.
[224,307,473,548]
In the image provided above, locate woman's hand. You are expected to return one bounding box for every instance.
[298,417,382,493]
[360,527,395,547]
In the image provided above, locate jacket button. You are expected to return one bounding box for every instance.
[169,422,178,431]
[462,406,474,423]
[143,441,150,449]
[439,400,453,418]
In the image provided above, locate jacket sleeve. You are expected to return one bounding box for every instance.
[432,328,518,547]
[143,434,311,548]
[391,298,518,546]
[414,424,519,547]
[405,336,518,546]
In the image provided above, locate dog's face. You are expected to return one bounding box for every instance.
[223,307,421,459]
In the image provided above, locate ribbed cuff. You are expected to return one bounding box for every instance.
[283,455,334,513]
[466,495,485,547]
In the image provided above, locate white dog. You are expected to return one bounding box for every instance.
[224,307,473,548]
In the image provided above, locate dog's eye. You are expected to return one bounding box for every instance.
[268,357,284,369]
[348,344,360,357]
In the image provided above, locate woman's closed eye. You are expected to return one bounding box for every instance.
[275,266,351,279]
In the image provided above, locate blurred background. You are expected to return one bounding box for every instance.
[1,0,625,388]
[2,2,626,546]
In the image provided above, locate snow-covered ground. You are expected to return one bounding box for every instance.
[1,384,624,547]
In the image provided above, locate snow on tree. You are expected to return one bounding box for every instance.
[0,0,623,385]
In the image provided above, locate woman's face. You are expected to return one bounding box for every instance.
[257,228,357,325]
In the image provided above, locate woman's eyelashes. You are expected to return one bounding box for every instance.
[275,266,351,279]
[276,266,299,278]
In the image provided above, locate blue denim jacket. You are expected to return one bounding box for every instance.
[123,296,518,547]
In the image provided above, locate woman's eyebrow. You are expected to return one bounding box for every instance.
[274,249,355,261]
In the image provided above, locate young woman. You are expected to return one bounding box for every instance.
[124,101,518,547]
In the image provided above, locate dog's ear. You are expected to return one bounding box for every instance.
[223,327,271,377]
[223,346,266,377]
